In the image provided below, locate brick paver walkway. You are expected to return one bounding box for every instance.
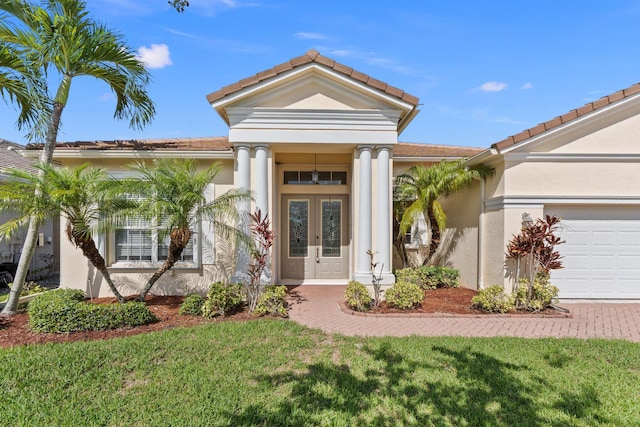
[287,286,640,342]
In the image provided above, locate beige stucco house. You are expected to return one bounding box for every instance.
[21,50,640,300]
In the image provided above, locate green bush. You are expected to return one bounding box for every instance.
[515,274,559,312]
[421,266,460,289]
[202,282,244,318]
[471,286,515,313]
[384,281,424,310]
[344,280,371,312]
[395,266,460,289]
[179,294,205,316]
[254,285,288,317]
[395,268,424,287]
[28,289,157,333]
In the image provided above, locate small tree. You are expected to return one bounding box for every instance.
[395,160,494,266]
[245,209,275,312]
[122,158,252,301]
[0,163,129,302]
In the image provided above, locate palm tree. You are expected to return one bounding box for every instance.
[0,163,128,302]
[0,44,49,137]
[122,159,252,301]
[396,160,494,265]
[0,0,155,314]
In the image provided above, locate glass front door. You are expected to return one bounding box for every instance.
[282,195,349,280]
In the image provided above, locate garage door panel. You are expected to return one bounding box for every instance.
[550,214,640,299]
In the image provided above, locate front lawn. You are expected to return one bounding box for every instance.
[1,320,638,426]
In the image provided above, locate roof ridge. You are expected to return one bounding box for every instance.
[493,82,640,151]
[206,50,419,106]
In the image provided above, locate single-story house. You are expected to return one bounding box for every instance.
[0,139,59,281]
[21,50,640,300]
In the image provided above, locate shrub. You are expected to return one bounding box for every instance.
[471,286,515,313]
[395,266,460,289]
[395,268,424,287]
[28,289,157,333]
[384,281,424,310]
[344,280,371,312]
[202,282,244,318]
[179,294,205,316]
[254,285,288,317]
[515,274,559,312]
[421,266,460,289]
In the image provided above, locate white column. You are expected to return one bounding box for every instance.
[376,146,394,284]
[355,146,372,281]
[254,145,269,216]
[233,144,251,282]
[236,145,251,214]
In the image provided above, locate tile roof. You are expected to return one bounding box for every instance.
[394,142,483,158]
[26,137,232,152]
[0,139,35,173]
[206,50,420,106]
[25,137,478,160]
[492,82,640,151]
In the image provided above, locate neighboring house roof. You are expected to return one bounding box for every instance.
[26,137,232,152]
[0,139,35,174]
[206,49,420,107]
[394,142,482,159]
[492,82,640,152]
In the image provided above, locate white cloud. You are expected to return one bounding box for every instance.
[98,93,115,101]
[295,32,329,40]
[136,44,173,69]
[476,81,508,92]
[520,82,533,90]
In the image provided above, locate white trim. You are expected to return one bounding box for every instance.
[210,63,416,116]
[505,153,640,162]
[22,150,234,160]
[485,195,640,211]
[393,156,469,162]
[498,92,640,155]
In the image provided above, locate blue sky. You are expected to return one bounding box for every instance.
[3,0,640,148]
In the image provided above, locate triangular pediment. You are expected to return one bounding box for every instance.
[233,72,391,111]
[207,51,419,135]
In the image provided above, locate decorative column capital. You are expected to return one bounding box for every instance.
[357,145,373,153]
[375,145,393,154]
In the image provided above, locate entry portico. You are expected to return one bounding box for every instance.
[207,50,419,285]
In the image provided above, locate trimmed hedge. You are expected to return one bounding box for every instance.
[28,289,157,333]
[471,286,515,313]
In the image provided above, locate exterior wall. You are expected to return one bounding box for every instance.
[437,184,480,290]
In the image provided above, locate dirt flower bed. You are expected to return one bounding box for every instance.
[0,295,254,349]
[342,287,569,317]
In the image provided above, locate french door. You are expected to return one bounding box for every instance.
[281,195,349,280]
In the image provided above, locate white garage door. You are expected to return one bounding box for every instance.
[550,209,640,299]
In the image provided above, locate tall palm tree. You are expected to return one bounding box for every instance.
[0,163,128,302]
[0,0,155,314]
[122,159,252,301]
[396,160,494,265]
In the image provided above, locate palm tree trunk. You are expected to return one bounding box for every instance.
[137,228,190,301]
[422,208,441,266]
[68,224,125,303]
[2,102,64,316]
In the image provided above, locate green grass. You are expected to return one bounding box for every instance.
[1,319,638,426]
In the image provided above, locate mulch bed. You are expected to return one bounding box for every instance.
[0,288,570,348]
